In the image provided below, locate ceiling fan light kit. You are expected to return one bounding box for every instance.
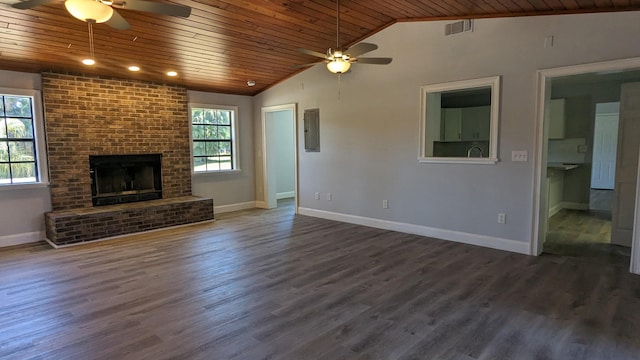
[65,0,114,22]
[294,0,392,74]
[326,58,351,74]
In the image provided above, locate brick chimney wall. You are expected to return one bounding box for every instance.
[42,72,192,211]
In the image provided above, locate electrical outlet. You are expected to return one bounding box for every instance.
[511,151,528,162]
[498,213,506,224]
[327,192,332,201]
[382,200,389,209]
[314,192,320,200]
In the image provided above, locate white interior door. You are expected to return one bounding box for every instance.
[591,113,619,189]
[612,83,640,247]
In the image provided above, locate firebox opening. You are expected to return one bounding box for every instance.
[90,154,162,206]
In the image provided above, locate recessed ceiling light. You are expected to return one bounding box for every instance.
[247,80,256,87]
[82,58,95,65]
[167,71,178,77]
[128,65,140,72]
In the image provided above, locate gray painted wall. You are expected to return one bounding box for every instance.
[189,90,256,207]
[253,12,640,246]
[0,70,52,242]
[266,110,295,196]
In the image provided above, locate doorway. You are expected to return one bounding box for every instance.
[589,103,619,216]
[531,58,640,274]
[261,104,298,212]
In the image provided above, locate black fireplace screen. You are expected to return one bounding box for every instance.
[89,154,162,206]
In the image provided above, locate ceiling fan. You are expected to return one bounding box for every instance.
[293,0,392,74]
[11,0,192,30]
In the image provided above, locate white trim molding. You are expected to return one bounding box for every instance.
[531,56,640,257]
[255,201,268,209]
[277,191,295,200]
[419,75,501,164]
[214,201,257,214]
[630,148,640,275]
[548,203,563,218]
[561,202,589,211]
[0,231,44,248]
[299,207,529,255]
[418,157,499,165]
[261,103,299,211]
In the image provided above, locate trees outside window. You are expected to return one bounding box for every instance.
[190,105,238,172]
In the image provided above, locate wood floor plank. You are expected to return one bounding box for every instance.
[1,199,640,359]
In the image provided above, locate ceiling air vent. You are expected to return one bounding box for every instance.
[445,19,473,36]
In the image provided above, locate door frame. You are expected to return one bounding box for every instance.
[530,57,640,275]
[632,149,640,274]
[261,103,299,212]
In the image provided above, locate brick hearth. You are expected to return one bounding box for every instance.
[45,197,214,246]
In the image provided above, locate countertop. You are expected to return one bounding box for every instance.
[547,163,580,170]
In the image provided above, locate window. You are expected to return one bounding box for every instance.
[0,89,47,186]
[419,76,500,164]
[190,104,239,173]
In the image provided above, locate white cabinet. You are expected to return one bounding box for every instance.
[461,106,491,141]
[441,108,462,141]
[441,106,490,141]
[548,98,565,139]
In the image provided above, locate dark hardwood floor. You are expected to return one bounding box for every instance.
[1,201,640,359]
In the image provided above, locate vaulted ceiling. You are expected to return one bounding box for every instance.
[1,0,639,95]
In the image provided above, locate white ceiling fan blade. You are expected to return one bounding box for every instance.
[104,9,130,30]
[346,43,378,57]
[354,57,393,65]
[114,0,191,18]
[296,48,329,59]
[11,0,55,9]
[292,61,324,70]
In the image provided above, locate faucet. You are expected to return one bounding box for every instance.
[467,145,484,158]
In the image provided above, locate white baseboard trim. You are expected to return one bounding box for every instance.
[214,201,257,214]
[277,191,295,200]
[548,203,563,218]
[562,202,589,210]
[255,201,268,209]
[0,231,44,248]
[298,208,530,255]
[45,219,216,249]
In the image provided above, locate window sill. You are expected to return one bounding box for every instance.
[0,182,50,191]
[193,169,242,176]
[418,157,499,165]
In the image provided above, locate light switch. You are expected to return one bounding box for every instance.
[512,151,528,162]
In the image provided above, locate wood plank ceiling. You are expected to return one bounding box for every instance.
[0,0,639,95]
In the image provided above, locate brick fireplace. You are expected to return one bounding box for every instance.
[42,72,214,246]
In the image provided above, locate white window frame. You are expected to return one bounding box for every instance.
[0,88,49,190]
[189,103,240,174]
[418,76,501,165]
